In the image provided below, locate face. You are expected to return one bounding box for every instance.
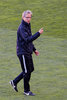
[24,13,32,24]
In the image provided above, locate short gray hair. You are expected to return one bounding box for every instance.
[22,10,32,18]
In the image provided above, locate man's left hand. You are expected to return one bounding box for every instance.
[34,50,39,56]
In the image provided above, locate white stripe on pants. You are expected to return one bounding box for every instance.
[22,55,27,73]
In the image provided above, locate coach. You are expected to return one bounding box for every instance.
[10,10,43,96]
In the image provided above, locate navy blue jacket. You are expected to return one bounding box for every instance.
[17,20,40,55]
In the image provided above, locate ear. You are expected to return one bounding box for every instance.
[22,16,25,20]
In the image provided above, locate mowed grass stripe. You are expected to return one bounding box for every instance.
[0,0,67,39]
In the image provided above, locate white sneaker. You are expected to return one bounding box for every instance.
[9,80,18,92]
[24,91,35,96]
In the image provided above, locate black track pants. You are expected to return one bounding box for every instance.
[13,54,34,92]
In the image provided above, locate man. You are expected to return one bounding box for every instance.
[9,10,43,96]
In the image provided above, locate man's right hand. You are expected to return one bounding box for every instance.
[39,28,44,34]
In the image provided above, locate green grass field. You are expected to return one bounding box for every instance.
[0,0,67,100]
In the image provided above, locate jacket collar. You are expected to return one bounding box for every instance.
[21,20,30,26]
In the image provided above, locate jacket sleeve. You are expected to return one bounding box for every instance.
[32,44,36,52]
[20,26,40,43]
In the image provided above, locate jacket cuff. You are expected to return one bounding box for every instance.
[33,47,36,52]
